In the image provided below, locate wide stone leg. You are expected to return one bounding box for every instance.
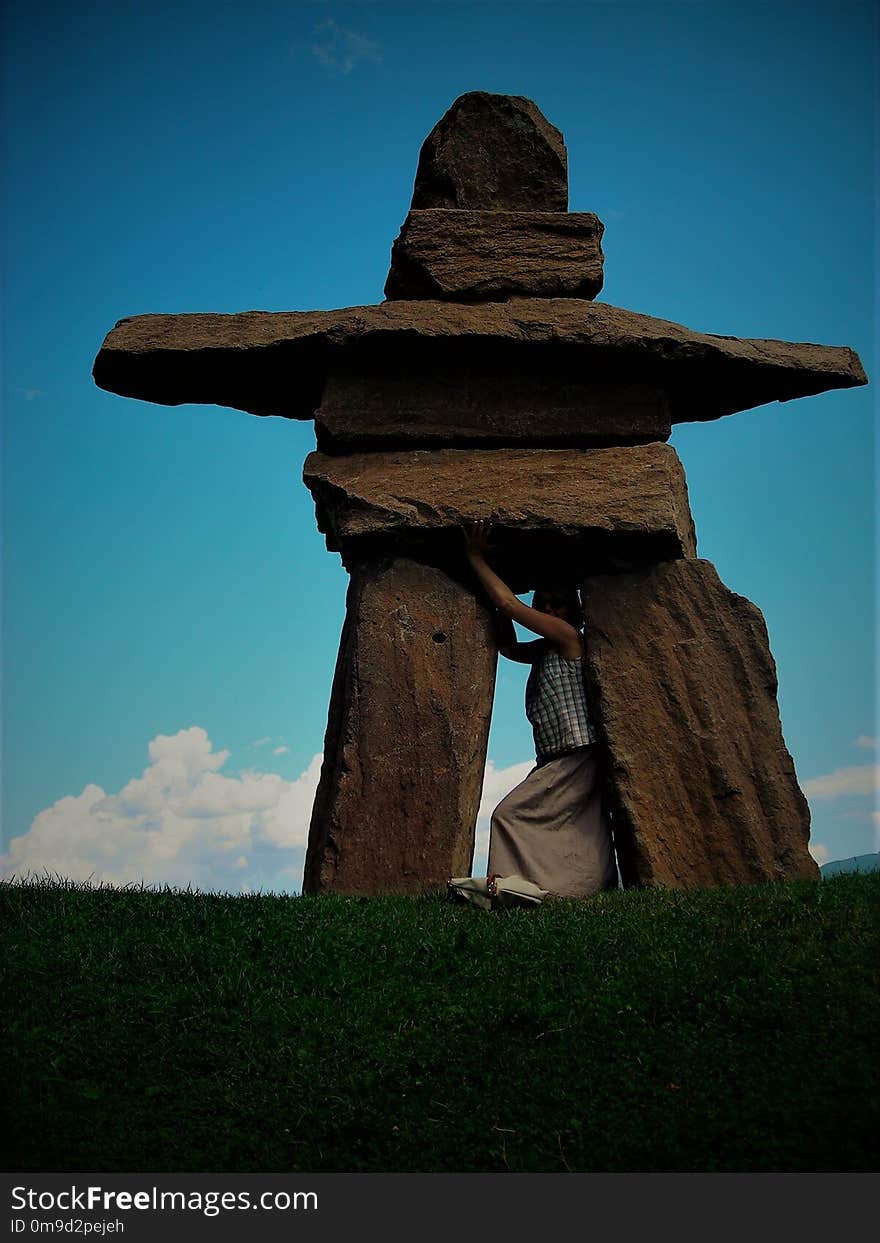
[580,558,818,889]
[303,557,497,894]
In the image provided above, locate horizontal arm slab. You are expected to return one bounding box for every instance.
[93,299,867,425]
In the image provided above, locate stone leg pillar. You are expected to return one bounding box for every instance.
[580,558,818,889]
[303,557,498,894]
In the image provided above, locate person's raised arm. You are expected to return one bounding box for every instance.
[462,521,582,656]
[489,605,544,664]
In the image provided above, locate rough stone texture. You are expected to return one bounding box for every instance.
[302,558,497,895]
[579,559,818,890]
[316,367,670,451]
[410,92,568,211]
[93,299,867,425]
[384,210,604,302]
[303,444,697,590]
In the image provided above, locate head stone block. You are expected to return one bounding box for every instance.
[410,91,568,211]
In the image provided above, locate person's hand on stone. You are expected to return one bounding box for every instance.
[463,520,494,559]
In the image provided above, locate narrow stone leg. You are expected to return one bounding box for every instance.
[580,558,818,889]
[303,557,497,894]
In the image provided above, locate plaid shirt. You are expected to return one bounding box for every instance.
[525,641,596,763]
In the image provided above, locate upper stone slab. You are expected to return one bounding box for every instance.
[410,92,568,211]
[93,299,868,428]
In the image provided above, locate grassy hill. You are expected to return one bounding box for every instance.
[3,871,877,1172]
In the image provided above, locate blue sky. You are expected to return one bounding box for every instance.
[2,0,875,893]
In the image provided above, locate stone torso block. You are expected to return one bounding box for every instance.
[579,558,818,889]
[303,442,697,589]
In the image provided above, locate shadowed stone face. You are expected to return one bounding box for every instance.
[579,559,818,890]
[315,366,669,452]
[410,91,568,211]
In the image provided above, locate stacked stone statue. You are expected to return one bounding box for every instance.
[93,93,868,896]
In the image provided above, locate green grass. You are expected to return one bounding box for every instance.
[2,872,878,1172]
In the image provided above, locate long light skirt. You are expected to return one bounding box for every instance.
[487,747,618,898]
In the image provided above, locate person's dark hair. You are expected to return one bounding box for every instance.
[532,586,584,630]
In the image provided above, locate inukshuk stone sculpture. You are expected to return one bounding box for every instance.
[93,92,868,895]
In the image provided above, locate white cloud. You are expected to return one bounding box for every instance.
[855,735,878,750]
[16,387,47,401]
[273,746,289,756]
[310,19,381,75]
[258,754,324,849]
[1,728,322,895]
[809,842,830,866]
[801,764,879,799]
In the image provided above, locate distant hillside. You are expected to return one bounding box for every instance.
[820,852,880,878]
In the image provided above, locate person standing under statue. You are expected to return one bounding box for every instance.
[463,521,618,899]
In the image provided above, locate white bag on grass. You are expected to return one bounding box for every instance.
[446,874,549,911]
